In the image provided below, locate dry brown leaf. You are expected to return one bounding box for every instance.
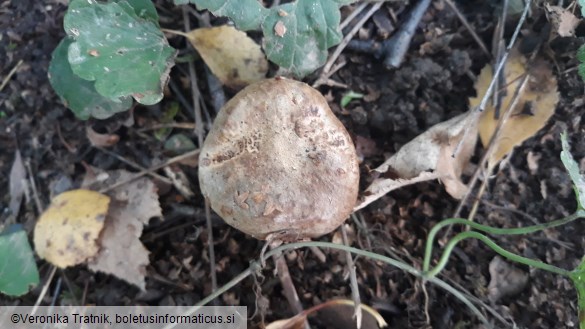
[82,169,162,290]
[266,299,387,329]
[34,189,110,268]
[86,126,119,147]
[545,3,581,37]
[487,256,529,303]
[8,150,26,221]
[184,25,268,90]
[355,111,478,210]
[474,49,559,168]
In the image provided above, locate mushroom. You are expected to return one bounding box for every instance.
[198,77,359,241]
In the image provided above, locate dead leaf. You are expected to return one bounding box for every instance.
[82,169,162,290]
[474,49,559,168]
[8,150,26,221]
[183,25,268,90]
[266,299,387,329]
[545,3,581,37]
[33,189,110,268]
[86,126,120,147]
[355,111,478,210]
[487,255,529,303]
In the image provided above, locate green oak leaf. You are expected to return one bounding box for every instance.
[176,0,355,78]
[0,225,40,297]
[560,131,585,210]
[49,37,132,120]
[64,0,176,105]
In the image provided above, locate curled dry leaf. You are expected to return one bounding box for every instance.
[474,49,559,168]
[86,126,119,147]
[82,169,162,290]
[545,3,581,37]
[8,150,26,221]
[355,111,478,210]
[183,25,268,90]
[33,190,110,268]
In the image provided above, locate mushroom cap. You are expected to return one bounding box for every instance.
[199,78,359,240]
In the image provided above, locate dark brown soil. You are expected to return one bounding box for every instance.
[1,1,584,328]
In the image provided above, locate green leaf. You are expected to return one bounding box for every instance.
[570,256,585,329]
[340,90,364,108]
[579,0,585,17]
[179,0,354,78]
[154,102,180,141]
[560,131,585,210]
[119,0,159,25]
[184,0,267,31]
[64,0,176,105]
[49,37,132,120]
[0,225,40,297]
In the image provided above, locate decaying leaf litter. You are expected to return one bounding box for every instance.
[1,1,585,328]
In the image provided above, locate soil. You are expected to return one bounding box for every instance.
[1,1,584,328]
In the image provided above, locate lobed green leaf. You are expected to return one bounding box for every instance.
[64,0,176,105]
[175,0,356,78]
[49,38,132,120]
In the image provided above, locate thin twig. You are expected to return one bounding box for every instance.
[0,59,23,92]
[341,225,362,329]
[95,147,173,185]
[272,248,310,329]
[25,161,43,214]
[98,148,200,193]
[444,0,491,57]
[315,2,382,87]
[383,0,432,68]
[136,122,197,132]
[31,266,57,314]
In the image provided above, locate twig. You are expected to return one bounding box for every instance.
[450,0,531,215]
[444,0,491,58]
[272,249,310,329]
[182,6,217,298]
[339,2,369,31]
[98,148,200,193]
[0,59,23,92]
[341,225,362,329]
[95,147,173,185]
[136,122,197,132]
[383,0,432,68]
[315,2,382,87]
[25,160,43,214]
[31,266,57,314]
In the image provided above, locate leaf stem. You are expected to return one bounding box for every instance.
[425,231,572,278]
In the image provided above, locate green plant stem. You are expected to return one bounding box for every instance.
[168,241,492,329]
[426,231,572,278]
[423,210,585,272]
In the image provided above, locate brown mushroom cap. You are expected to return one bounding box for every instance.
[198,78,359,240]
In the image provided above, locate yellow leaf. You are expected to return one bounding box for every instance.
[33,189,110,268]
[472,49,559,167]
[185,25,268,90]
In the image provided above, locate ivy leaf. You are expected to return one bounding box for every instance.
[0,225,39,297]
[177,0,355,78]
[64,0,176,105]
[49,37,132,120]
[560,131,585,210]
